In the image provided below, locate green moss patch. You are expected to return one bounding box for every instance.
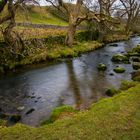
[41,105,77,125]
[97,63,107,71]
[111,54,129,63]
[114,67,126,73]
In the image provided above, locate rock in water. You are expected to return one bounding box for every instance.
[111,54,129,63]
[114,67,125,73]
[17,106,25,111]
[97,63,107,71]
[9,114,21,123]
[26,108,35,115]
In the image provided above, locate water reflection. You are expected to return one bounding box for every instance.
[0,36,140,126]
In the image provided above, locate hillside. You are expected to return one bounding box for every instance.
[15,6,68,26]
[0,83,140,140]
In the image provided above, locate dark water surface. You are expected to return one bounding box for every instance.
[0,36,140,126]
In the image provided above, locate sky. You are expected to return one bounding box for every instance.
[39,0,48,6]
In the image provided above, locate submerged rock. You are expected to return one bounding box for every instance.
[114,67,125,73]
[131,57,140,62]
[109,73,114,76]
[17,106,25,111]
[26,108,35,115]
[109,44,118,47]
[97,63,107,71]
[9,114,21,123]
[111,54,129,63]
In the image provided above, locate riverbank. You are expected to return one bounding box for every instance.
[0,32,129,74]
[0,81,140,140]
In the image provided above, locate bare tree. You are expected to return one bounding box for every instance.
[46,0,88,46]
[0,0,39,54]
[119,0,140,34]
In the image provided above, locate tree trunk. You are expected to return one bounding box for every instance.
[65,23,76,46]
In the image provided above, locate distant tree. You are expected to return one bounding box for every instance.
[119,0,140,34]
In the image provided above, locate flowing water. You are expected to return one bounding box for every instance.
[0,36,140,126]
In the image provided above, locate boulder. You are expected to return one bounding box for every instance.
[111,54,129,63]
[132,62,140,70]
[114,67,125,73]
[97,63,107,71]
[131,57,140,62]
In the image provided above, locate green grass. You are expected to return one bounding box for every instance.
[0,41,102,72]
[15,6,68,26]
[0,83,140,140]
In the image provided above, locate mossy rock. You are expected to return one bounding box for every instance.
[97,63,107,71]
[120,81,138,91]
[105,88,120,97]
[131,57,140,62]
[132,45,140,53]
[132,62,140,70]
[111,54,129,63]
[131,70,140,82]
[41,105,77,125]
[114,67,125,73]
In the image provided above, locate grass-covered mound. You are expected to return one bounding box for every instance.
[0,83,140,140]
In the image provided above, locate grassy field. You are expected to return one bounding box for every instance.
[0,82,140,140]
[3,6,68,26]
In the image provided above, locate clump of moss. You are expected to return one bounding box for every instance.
[131,70,140,82]
[105,88,120,97]
[97,63,107,71]
[114,67,125,73]
[111,54,129,63]
[132,44,140,53]
[41,105,77,125]
[127,45,140,57]
[120,81,138,91]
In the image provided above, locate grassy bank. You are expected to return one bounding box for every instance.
[0,30,129,74]
[0,40,102,73]
[0,82,140,140]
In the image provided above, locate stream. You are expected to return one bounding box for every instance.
[0,36,140,126]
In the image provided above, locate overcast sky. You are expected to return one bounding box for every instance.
[39,0,47,6]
